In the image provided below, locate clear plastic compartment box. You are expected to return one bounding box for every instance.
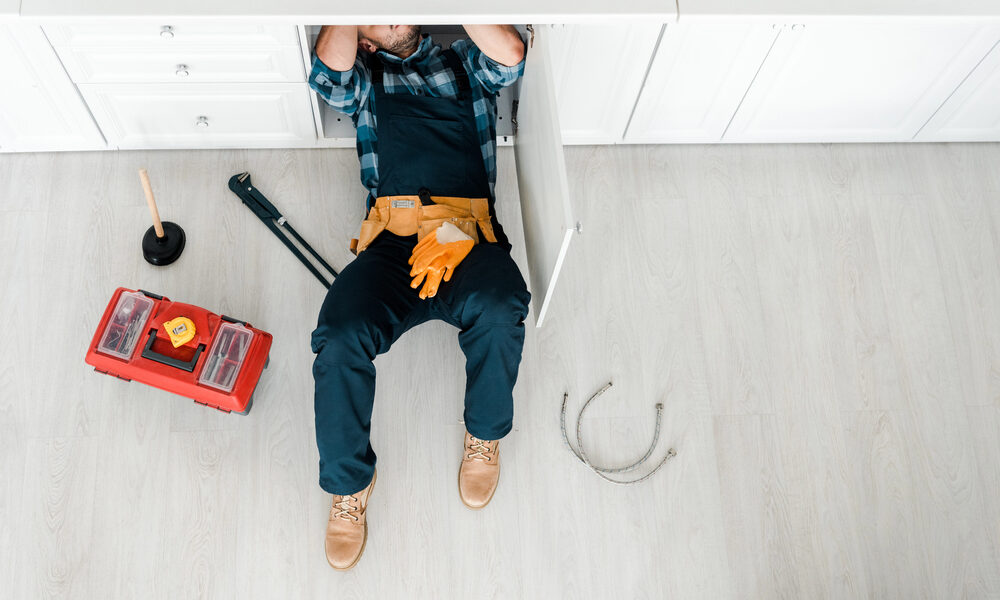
[96,291,154,360]
[198,322,254,393]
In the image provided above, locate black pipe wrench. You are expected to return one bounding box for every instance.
[227,171,339,289]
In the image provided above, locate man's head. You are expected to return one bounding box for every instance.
[357,25,422,57]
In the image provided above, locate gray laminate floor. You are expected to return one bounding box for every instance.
[2,143,1000,599]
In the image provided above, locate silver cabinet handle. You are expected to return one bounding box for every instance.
[196,116,209,128]
[160,26,174,39]
[175,64,189,77]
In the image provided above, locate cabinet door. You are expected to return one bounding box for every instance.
[625,20,780,143]
[547,22,663,144]
[915,32,1000,141]
[513,25,577,328]
[723,20,1000,143]
[0,25,105,152]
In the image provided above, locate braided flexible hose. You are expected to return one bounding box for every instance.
[560,382,677,485]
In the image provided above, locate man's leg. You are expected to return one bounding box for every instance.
[437,243,531,441]
[435,242,529,509]
[310,234,426,495]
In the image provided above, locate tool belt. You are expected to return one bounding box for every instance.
[351,194,498,255]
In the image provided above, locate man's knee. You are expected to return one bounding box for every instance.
[464,273,530,326]
[311,307,383,362]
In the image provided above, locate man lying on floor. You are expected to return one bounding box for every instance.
[307,24,530,570]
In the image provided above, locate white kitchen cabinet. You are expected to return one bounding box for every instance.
[0,25,105,152]
[624,20,780,143]
[915,34,1000,141]
[722,20,1000,143]
[78,83,316,149]
[49,22,313,150]
[547,22,663,144]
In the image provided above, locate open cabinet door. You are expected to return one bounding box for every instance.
[513,25,577,328]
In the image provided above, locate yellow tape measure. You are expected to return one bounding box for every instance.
[163,317,196,348]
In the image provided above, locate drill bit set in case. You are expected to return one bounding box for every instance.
[85,287,272,414]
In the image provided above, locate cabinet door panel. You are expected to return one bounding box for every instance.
[548,22,663,144]
[0,26,105,152]
[513,25,576,328]
[625,21,779,143]
[724,21,1000,142]
[916,35,1000,141]
[79,83,316,149]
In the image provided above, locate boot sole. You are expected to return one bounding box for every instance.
[328,469,376,571]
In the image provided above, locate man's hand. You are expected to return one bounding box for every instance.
[461,25,525,67]
[315,25,359,71]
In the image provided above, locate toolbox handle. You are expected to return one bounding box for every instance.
[140,329,205,372]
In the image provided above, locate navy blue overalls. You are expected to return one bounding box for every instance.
[310,48,531,495]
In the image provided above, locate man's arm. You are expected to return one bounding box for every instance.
[461,25,525,67]
[315,25,359,71]
[308,25,371,118]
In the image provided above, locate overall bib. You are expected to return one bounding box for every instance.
[310,48,531,495]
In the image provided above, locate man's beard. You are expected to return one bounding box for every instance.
[381,26,422,55]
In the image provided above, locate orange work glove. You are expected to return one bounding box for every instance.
[408,222,475,299]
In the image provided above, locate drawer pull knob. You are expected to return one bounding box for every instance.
[160,26,174,39]
[196,116,209,128]
[175,64,189,77]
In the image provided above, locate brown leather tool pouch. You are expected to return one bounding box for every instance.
[417,201,480,242]
[355,206,389,255]
[353,195,497,254]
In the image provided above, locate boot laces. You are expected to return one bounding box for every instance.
[332,494,360,522]
[466,436,496,462]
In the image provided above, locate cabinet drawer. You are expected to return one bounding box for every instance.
[55,45,305,83]
[78,83,316,149]
[44,23,298,47]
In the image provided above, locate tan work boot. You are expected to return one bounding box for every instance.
[325,469,376,570]
[459,432,500,509]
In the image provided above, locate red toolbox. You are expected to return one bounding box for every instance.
[85,287,272,414]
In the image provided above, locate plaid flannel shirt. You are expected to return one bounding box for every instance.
[308,34,525,208]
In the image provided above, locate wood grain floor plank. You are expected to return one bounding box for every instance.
[965,404,1000,596]
[20,437,100,599]
[805,188,904,411]
[867,192,965,411]
[715,414,800,599]
[684,153,775,416]
[926,181,1000,405]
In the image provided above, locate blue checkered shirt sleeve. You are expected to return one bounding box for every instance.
[308,54,371,123]
[450,38,525,94]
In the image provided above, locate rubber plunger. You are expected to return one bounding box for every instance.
[139,168,185,266]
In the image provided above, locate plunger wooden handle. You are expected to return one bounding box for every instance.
[139,168,165,239]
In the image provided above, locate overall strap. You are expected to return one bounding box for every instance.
[369,52,385,88]
[441,48,471,93]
